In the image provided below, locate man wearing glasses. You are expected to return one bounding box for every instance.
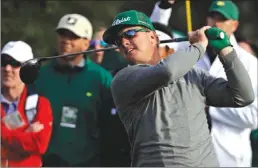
[89,27,109,65]
[1,41,53,167]
[89,27,128,76]
[102,10,254,166]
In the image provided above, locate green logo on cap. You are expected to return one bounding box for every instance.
[112,17,131,26]
[216,1,225,6]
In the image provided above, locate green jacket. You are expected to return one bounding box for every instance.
[100,50,127,76]
[35,59,113,165]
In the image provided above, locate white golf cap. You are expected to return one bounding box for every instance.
[1,41,33,63]
[156,30,180,50]
[56,13,93,40]
[156,30,172,47]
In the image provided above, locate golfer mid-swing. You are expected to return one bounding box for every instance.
[103,10,254,167]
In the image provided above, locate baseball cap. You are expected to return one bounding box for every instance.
[208,1,239,20]
[152,22,173,47]
[156,30,173,47]
[56,13,93,40]
[103,10,155,44]
[1,41,33,63]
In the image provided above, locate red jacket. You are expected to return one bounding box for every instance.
[1,86,53,167]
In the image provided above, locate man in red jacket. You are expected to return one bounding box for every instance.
[1,41,53,167]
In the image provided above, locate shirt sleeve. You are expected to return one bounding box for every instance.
[203,49,254,107]
[208,51,258,129]
[112,43,205,105]
[1,97,53,154]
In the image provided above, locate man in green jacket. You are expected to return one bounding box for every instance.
[35,13,115,167]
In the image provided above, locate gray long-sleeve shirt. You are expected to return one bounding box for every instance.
[111,44,254,167]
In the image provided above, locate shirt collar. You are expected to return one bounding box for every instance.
[55,57,86,67]
[230,34,238,47]
[77,58,85,67]
[1,93,19,106]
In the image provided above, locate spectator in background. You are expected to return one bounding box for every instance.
[150,0,185,38]
[238,41,256,56]
[204,2,258,167]
[35,13,114,167]
[236,36,258,57]
[1,41,53,167]
[151,0,258,167]
[89,27,107,64]
[152,22,175,59]
[89,27,128,76]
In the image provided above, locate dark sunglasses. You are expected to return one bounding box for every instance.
[1,56,22,68]
[90,40,108,48]
[114,28,149,46]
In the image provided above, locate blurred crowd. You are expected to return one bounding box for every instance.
[1,0,257,167]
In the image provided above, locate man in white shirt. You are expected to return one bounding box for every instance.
[150,0,185,38]
[149,0,258,167]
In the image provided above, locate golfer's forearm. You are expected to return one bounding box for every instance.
[163,43,205,83]
[220,49,254,106]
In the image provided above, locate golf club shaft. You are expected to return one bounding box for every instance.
[160,37,187,43]
[41,46,119,61]
[40,37,188,62]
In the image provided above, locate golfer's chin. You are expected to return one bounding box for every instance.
[126,53,148,65]
[125,51,139,63]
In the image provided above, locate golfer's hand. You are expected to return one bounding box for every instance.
[167,0,176,4]
[204,27,233,55]
[25,121,44,132]
[188,26,211,50]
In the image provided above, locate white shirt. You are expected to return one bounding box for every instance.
[150,4,258,167]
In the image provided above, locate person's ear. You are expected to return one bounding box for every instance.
[149,31,159,46]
